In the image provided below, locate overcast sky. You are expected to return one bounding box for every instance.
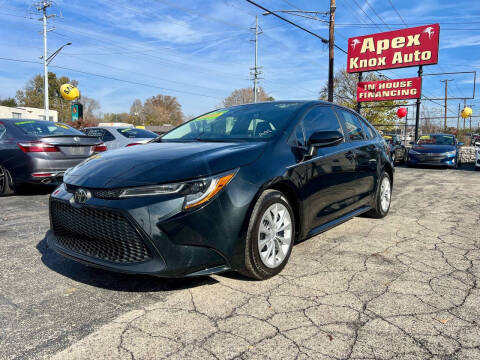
[1,0,480,124]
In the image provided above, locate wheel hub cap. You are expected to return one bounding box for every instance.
[258,203,292,268]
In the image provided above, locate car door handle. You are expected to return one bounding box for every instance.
[345,151,355,160]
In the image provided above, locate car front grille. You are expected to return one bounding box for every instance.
[50,199,151,264]
[65,184,121,199]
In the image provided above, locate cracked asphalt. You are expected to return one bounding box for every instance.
[1,165,479,360]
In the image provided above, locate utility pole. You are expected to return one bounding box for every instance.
[457,103,460,131]
[464,99,466,129]
[440,79,454,130]
[250,16,262,103]
[37,0,53,121]
[328,0,336,102]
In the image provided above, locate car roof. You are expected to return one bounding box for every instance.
[0,118,53,122]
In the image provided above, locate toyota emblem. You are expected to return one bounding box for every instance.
[74,188,90,204]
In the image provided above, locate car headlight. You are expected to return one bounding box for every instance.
[118,170,237,209]
[444,150,456,156]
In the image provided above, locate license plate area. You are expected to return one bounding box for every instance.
[60,146,92,156]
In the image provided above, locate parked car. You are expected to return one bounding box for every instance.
[82,126,158,150]
[407,134,463,168]
[47,101,393,280]
[475,145,480,171]
[471,133,480,146]
[0,119,106,195]
[383,134,407,164]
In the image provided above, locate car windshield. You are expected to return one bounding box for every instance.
[417,135,455,146]
[13,120,83,136]
[161,102,304,142]
[117,128,158,138]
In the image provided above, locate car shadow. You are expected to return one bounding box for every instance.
[395,163,476,172]
[37,233,218,292]
[14,184,57,196]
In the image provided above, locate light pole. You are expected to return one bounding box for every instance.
[41,42,71,121]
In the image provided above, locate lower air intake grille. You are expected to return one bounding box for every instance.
[50,199,151,264]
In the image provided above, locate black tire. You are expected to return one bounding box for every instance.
[0,165,14,196]
[364,171,392,219]
[475,166,480,171]
[240,189,295,280]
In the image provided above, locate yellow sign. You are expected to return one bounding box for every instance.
[197,110,228,121]
[461,107,472,119]
[60,84,80,101]
[135,125,145,129]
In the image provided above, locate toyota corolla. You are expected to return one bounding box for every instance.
[47,101,393,279]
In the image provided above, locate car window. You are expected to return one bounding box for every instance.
[161,102,304,142]
[289,122,305,147]
[301,106,343,144]
[13,120,83,136]
[102,130,116,142]
[358,117,375,139]
[336,109,366,141]
[418,135,455,145]
[0,123,6,140]
[83,128,104,139]
[116,128,157,139]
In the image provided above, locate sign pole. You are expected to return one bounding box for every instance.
[414,65,423,142]
[356,72,362,114]
[405,110,408,146]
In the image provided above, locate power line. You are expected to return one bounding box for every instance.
[364,0,391,30]
[387,0,407,26]
[350,0,383,31]
[0,56,223,100]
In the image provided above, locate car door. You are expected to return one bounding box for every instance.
[289,105,358,234]
[335,109,378,203]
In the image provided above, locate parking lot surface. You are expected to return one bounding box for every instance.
[1,166,479,360]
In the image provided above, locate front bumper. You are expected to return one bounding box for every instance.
[47,176,256,277]
[407,153,457,167]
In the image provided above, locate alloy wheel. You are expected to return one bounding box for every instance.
[380,176,391,212]
[258,203,292,269]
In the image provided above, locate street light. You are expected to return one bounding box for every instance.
[41,42,71,121]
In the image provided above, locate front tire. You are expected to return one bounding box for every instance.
[0,165,14,196]
[241,190,295,280]
[364,171,392,219]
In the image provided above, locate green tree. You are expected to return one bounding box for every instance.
[222,86,274,107]
[15,72,79,122]
[0,97,17,107]
[319,69,405,129]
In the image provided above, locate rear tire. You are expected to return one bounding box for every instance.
[0,165,14,196]
[364,171,391,219]
[240,190,295,280]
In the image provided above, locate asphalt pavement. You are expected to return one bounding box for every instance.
[1,165,479,360]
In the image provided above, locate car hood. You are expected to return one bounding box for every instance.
[64,141,267,188]
[411,144,456,153]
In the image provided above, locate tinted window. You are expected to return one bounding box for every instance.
[417,135,455,146]
[301,106,343,144]
[336,109,365,141]
[162,102,304,141]
[117,128,157,139]
[289,122,305,147]
[13,120,83,136]
[358,116,375,139]
[102,130,116,142]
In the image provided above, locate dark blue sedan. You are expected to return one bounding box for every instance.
[47,101,393,280]
[407,134,463,168]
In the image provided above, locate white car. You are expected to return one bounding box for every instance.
[475,145,480,171]
[82,126,158,150]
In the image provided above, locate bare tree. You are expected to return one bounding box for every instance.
[79,96,101,123]
[143,95,183,125]
[222,86,274,107]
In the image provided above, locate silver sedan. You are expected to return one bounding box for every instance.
[82,126,158,150]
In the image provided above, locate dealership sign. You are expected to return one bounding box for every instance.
[347,24,440,73]
[357,77,422,102]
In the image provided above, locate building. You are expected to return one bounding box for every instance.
[0,105,58,122]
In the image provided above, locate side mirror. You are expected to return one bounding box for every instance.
[458,142,464,146]
[307,130,343,155]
